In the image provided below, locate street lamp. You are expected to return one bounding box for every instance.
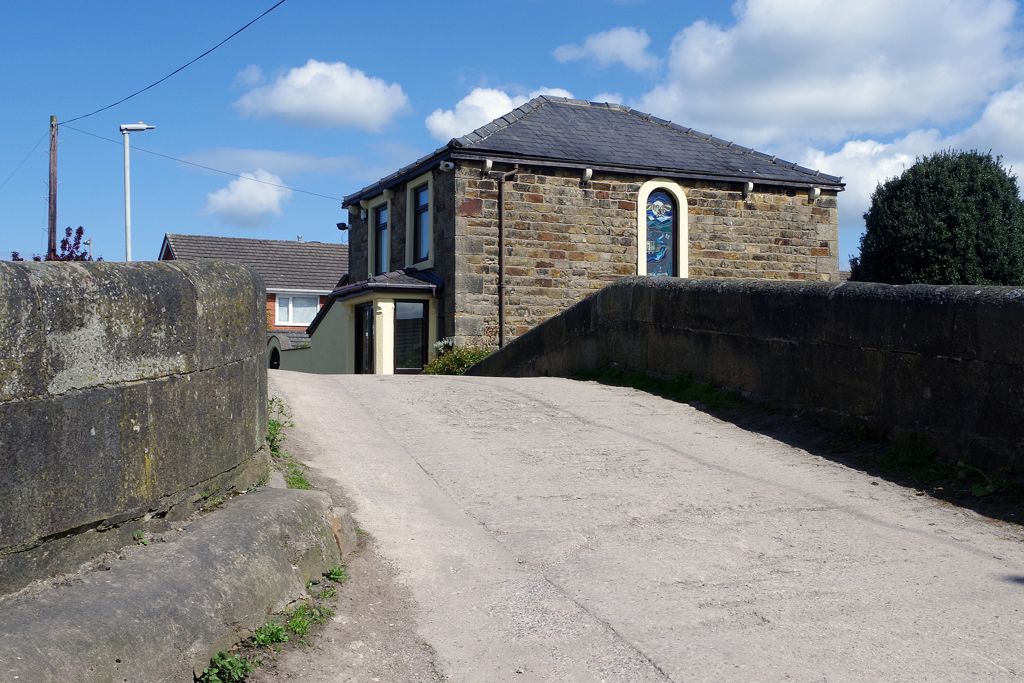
[119,122,155,261]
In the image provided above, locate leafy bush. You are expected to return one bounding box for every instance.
[422,338,492,375]
[851,150,1024,285]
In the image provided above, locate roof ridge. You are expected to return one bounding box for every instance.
[166,233,345,248]
[453,97,838,183]
[451,95,552,148]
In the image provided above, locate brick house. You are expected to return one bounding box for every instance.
[306,95,842,374]
[158,233,348,369]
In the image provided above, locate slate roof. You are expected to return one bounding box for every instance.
[344,96,843,205]
[306,268,444,336]
[161,234,348,291]
[331,268,443,301]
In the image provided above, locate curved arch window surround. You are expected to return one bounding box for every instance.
[637,179,688,277]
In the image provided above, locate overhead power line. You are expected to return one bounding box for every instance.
[62,0,288,125]
[63,124,343,201]
[0,132,48,194]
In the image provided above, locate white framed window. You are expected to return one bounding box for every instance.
[405,171,434,269]
[276,295,319,326]
[366,194,391,276]
[637,178,688,277]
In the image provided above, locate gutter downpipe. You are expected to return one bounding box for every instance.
[496,165,518,348]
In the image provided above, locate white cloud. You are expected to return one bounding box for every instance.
[232,64,264,89]
[804,82,1024,223]
[554,27,658,72]
[204,169,292,227]
[234,59,408,130]
[800,83,1024,263]
[185,148,354,176]
[638,0,1021,147]
[802,129,943,248]
[952,84,1024,178]
[425,87,573,141]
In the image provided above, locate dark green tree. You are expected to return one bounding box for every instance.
[850,150,1024,285]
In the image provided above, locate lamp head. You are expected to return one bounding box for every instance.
[119,122,155,133]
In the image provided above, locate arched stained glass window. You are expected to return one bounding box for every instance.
[646,189,676,276]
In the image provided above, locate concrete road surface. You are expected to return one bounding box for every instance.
[266,372,1024,682]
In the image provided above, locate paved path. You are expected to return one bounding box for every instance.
[267,372,1024,681]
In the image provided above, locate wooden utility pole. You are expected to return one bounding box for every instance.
[47,115,58,260]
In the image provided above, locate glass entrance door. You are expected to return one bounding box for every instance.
[394,300,427,374]
[354,304,374,374]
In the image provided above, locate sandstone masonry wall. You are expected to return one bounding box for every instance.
[347,160,838,347]
[0,261,268,594]
[470,277,1024,476]
[452,162,839,345]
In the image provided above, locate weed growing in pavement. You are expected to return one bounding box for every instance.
[252,622,289,648]
[266,396,292,455]
[131,531,149,546]
[283,462,312,490]
[285,604,313,636]
[886,433,1007,498]
[324,564,348,583]
[266,396,313,490]
[199,650,253,682]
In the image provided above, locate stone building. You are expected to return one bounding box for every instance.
[306,95,842,374]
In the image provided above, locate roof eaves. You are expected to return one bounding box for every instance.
[448,150,845,190]
[342,146,451,207]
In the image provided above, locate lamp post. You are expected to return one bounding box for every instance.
[119,122,155,261]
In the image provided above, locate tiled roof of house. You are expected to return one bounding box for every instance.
[344,95,843,205]
[161,234,348,291]
[331,268,443,301]
[306,268,444,336]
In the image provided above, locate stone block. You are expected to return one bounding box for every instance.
[0,262,266,594]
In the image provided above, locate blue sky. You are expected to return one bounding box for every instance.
[1,1,1022,266]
